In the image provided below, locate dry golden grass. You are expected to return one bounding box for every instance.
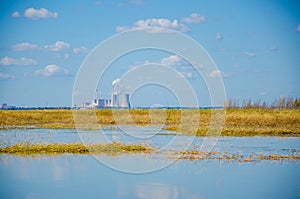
[0,109,299,136]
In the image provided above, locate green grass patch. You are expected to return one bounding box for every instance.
[0,142,153,155]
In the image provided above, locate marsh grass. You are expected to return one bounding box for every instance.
[1,108,300,136]
[2,143,298,163]
[226,97,300,109]
[164,109,300,136]
[176,150,300,162]
[0,142,153,155]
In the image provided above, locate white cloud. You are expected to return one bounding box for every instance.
[181,13,206,24]
[0,73,15,79]
[0,56,37,66]
[116,13,207,33]
[161,55,183,66]
[297,24,300,32]
[0,57,19,65]
[178,71,193,79]
[116,18,189,33]
[209,69,221,78]
[11,11,20,17]
[24,8,58,19]
[44,41,70,52]
[160,55,201,69]
[116,26,129,32]
[129,55,197,79]
[216,32,223,41]
[34,64,69,77]
[13,41,72,52]
[136,18,188,31]
[73,46,89,54]
[12,42,39,51]
[209,69,231,78]
[131,55,195,70]
[244,52,256,58]
[19,57,38,65]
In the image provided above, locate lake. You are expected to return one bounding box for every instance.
[0,127,299,199]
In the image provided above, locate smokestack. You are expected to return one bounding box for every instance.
[121,94,130,108]
[113,94,119,107]
[112,78,121,107]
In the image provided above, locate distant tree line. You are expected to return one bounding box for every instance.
[225,97,300,109]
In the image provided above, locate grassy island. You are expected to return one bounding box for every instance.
[0,142,153,155]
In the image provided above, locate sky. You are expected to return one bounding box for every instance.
[0,0,299,107]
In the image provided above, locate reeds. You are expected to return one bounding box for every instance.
[225,97,300,109]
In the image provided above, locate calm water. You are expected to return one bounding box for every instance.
[0,128,300,199]
[1,128,300,155]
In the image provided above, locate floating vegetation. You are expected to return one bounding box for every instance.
[1,142,299,163]
[0,142,153,155]
[175,150,300,162]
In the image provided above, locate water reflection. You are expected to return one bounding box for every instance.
[118,182,205,199]
[1,128,300,156]
[1,128,300,198]
[0,154,299,199]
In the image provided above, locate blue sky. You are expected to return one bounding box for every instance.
[0,0,299,107]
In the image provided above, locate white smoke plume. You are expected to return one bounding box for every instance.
[112,78,121,94]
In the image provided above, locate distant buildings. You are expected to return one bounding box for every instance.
[0,103,16,110]
[0,103,8,109]
[81,79,131,109]
[81,94,130,109]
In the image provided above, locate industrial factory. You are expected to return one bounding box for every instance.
[81,78,130,109]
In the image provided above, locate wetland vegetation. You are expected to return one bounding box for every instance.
[0,142,152,155]
[176,150,300,162]
[1,141,299,163]
[0,108,299,136]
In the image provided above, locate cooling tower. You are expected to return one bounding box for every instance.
[112,94,119,107]
[121,94,130,108]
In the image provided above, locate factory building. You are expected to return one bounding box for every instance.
[93,99,105,108]
[105,99,112,107]
[81,79,130,109]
